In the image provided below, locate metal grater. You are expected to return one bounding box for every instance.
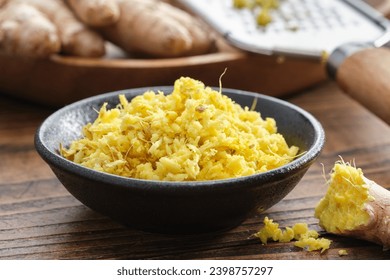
[176,0,390,59]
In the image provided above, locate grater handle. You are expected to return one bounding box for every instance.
[329,46,390,124]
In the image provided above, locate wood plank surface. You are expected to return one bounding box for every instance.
[0,81,389,260]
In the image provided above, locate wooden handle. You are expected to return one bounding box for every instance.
[336,47,390,124]
[365,0,390,18]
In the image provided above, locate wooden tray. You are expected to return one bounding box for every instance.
[0,41,327,106]
[0,0,387,107]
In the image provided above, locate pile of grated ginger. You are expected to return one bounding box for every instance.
[61,77,298,181]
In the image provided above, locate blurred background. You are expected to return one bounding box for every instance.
[0,0,388,107]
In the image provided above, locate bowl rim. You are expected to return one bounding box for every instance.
[35,86,325,191]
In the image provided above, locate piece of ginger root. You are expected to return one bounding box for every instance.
[0,2,61,58]
[66,0,120,27]
[99,0,215,57]
[24,0,106,57]
[254,216,331,253]
[0,0,106,58]
[1,0,215,58]
[315,161,390,250]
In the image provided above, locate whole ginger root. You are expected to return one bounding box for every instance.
[315,161,390,250]
[0,0,215,59]
[98,0,215,57]
[0,2,61,58]
[0,0,105,58]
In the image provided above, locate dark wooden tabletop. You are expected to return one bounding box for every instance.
[0,80,389,260]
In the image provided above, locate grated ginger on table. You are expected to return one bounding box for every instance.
[254,216,331,253]
[61,77,298,181]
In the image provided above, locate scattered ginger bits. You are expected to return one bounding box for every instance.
[338,249,348,256]
[61,77,298,181]
[314,162,374,234]
[254,217,331,253]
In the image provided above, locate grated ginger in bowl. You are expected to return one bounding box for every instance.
[61,77,299,181]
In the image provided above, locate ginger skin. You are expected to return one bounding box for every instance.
[21,0,106,57]
[341,177,390,249]
[66,0,120,27]
[0,2,61,58]
[0,0,105,58]
[315,162,390,250]
[99,0,215,57]
[1,0,215,58]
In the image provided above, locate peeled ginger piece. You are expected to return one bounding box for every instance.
[315,161,390,250]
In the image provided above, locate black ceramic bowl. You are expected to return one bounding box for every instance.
[35,87,325,234]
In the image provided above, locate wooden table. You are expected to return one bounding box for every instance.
[0,81,389,260]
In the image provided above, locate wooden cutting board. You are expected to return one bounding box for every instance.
[0,0,388,107]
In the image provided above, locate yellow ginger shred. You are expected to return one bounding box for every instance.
[294,237,331,253]
[61,77,298,181]
[254,217,331,253]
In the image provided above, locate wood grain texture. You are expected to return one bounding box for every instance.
[0,82,389,260]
